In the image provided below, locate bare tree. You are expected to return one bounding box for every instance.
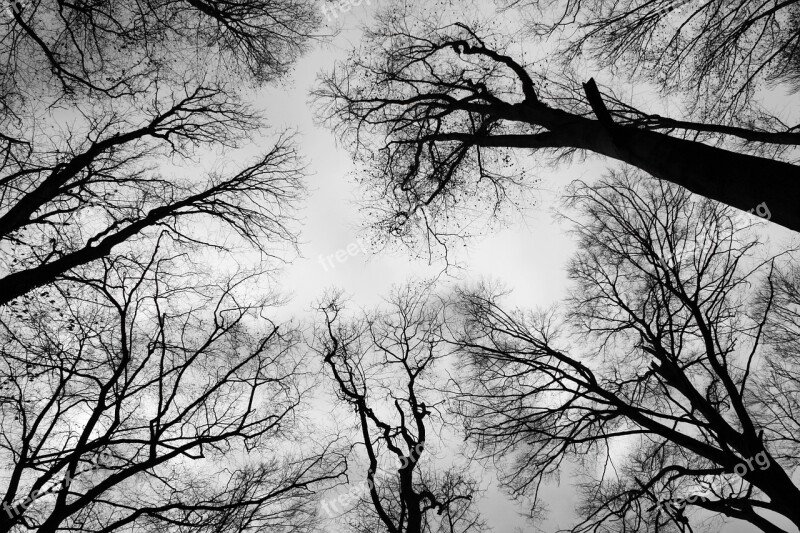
[0,0,320,119]
[0,236,346,533]
[314,284,484,533]
[313,5,800,246]
[0,125,305,306]
[0,3,349,532]
[0,0,322,305]
[450,172,800,532]
[498,0,800,125]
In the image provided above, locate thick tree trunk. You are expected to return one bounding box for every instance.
[599,124,799,232]
[502,102,800,233]
[0,209,157,305]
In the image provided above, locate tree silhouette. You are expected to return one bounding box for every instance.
[0,2,348,531]
[0,0,321,304]
[314,5,800,249]
[450,172,800,532]
[0,237,346,533]
[314,285,483,533]
[499,0,800,124]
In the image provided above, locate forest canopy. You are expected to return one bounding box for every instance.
[2,1,799,533]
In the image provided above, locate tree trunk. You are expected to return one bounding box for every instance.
[505,102,800,232]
